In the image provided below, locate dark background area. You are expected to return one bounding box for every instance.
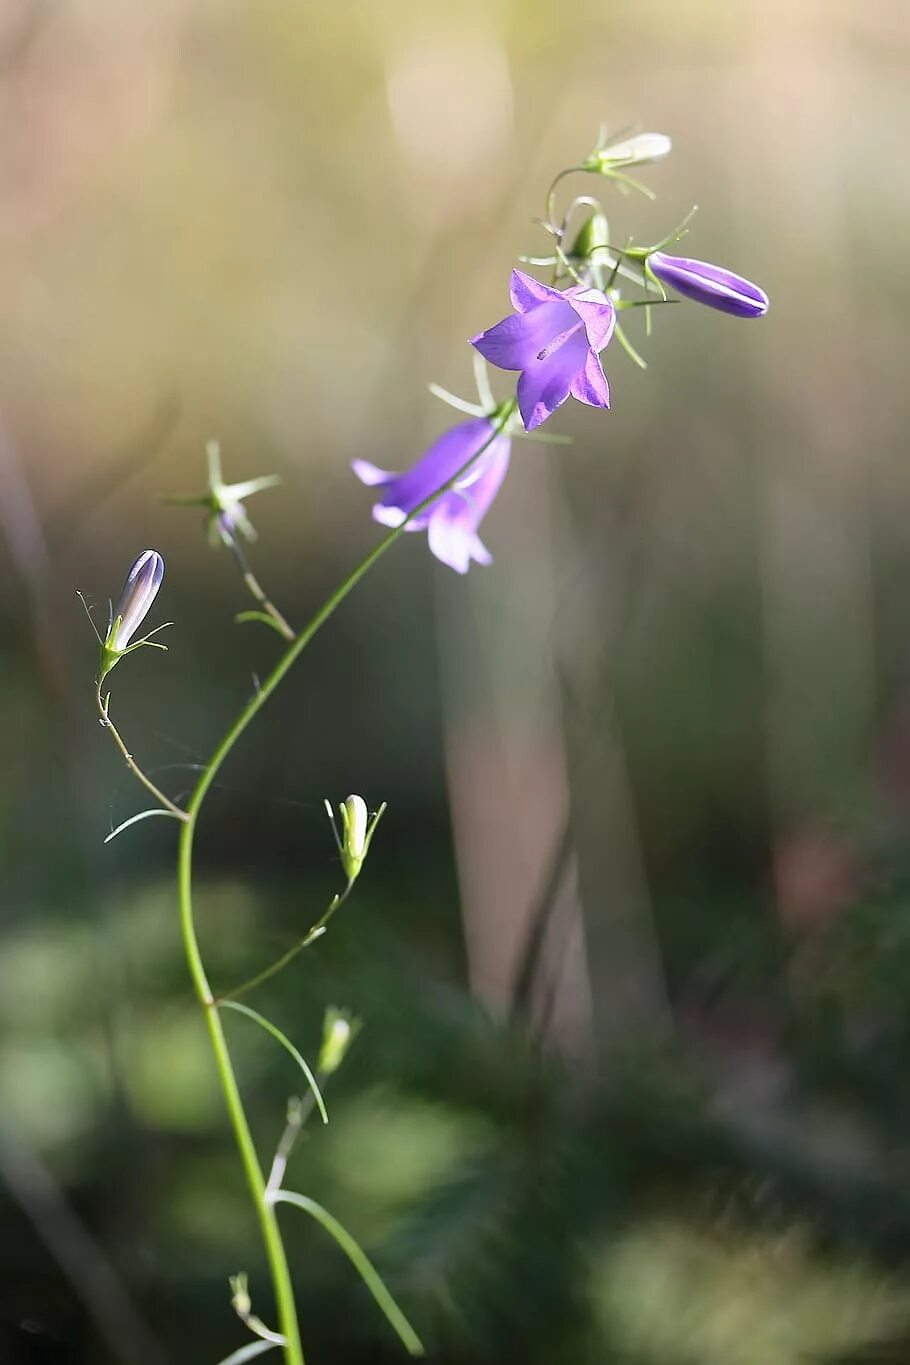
[2,1,910,1362]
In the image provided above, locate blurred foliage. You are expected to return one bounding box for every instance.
[3,1,910,1364]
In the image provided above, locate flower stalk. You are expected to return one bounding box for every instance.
[173,407,513,1363]
[95,679,188,822]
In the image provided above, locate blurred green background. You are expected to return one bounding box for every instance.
[3,0,910,1362]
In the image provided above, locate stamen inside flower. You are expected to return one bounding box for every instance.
[536,319,584,362]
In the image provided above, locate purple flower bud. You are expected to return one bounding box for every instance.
[110,550,165,651]
[648,251,769,319]
[471,270,615,431]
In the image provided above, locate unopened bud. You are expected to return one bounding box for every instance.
[318,1007,359,1076]
[229,1274,251,1318]
[587,132,672,171]
[110,551,164,651]
[326,794,386,885]
[96,550,168,680]
[567,211,610,265]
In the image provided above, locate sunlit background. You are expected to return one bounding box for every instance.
[3,1,910,1361]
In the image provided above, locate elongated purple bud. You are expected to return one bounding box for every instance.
[111,550,165,651]
[648,251,769,319]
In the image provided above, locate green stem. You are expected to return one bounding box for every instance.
[175,404,515,1364]
[178,819,305,1364]
[216,883,352,1006]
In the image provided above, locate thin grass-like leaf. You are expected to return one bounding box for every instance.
[214,1339,281,1365]
[219,1001,327,1124]
[234,611,288,636]
[104,808,184,844]
[272,1190,424,1356]
[427,383,485,418]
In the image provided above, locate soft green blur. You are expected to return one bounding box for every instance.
[2,1,910,1362]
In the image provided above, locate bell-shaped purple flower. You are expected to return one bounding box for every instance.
[470,270,615,432]
[648,251,769,319]
[352,417,510,575]
[110,550,165,651]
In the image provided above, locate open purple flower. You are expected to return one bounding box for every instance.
[647,251,769,319]
[352,417,511,575]
[470,270,615,432]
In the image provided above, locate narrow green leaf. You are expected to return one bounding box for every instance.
[234,611,288,636]
[272,1190,424,1356]
[214,1339,280,1365]
[219,1001,328,1124]
[104,808,183,844]
[427,383,485,418]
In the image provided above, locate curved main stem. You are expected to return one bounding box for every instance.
[177,815,304,1364]
[175,406,514,1364]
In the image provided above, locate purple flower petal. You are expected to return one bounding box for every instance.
[569,348,610,408]
[351,459,394,487]
[509,269,564,314]
[565,288,616,352]
[648,251,769,319]
[471,299,575,372]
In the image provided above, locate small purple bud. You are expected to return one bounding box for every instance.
[648,251,769,319]
[110,550,165,651]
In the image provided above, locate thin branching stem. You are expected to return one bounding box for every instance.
[215,882,353,1006]
[95,680,188,821]
[226,537,296,641]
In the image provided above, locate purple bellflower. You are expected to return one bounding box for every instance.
[470,270,615,432]
[648,251,769,319]
[352,416,511,575]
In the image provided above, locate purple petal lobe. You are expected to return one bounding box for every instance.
[648,251,769,318]
[569,348,611,408]
[351,459,394,487]
[566,289,616,351]
[509,269,564,314]
[471,299,574,372]
[468,535,493,567]
[428,503,472,574]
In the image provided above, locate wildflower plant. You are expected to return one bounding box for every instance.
[80,125,768,1364]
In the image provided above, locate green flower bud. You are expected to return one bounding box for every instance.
[567,210,610,265]
[325,794,386,885]
[318,1007,360,1077]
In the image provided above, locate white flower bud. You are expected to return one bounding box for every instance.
[326,793,386,885]
[598,133,672,167]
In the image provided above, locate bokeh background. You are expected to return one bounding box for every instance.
[2,0,910,1361]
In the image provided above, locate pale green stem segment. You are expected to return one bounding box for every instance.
[215,1341,281,1365]
[217,882,354,1006]
[271,1191,424,1357]
[176,405,515,1365]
